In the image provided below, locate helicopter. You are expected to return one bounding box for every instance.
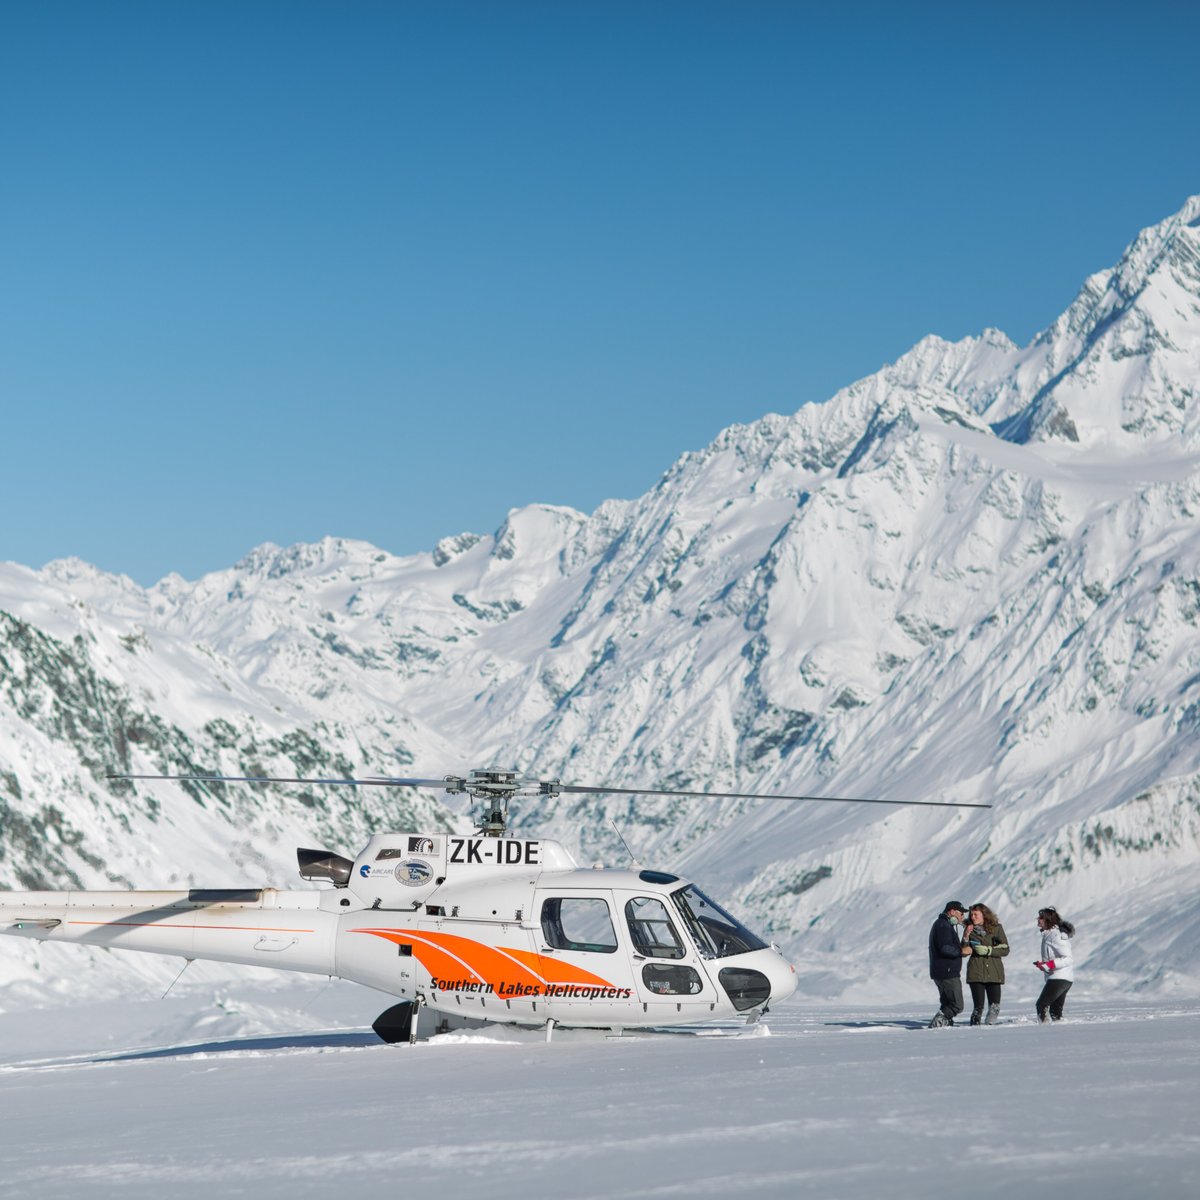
[0,767,990,1043]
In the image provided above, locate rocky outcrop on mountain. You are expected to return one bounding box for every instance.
[3,196,1200,1002]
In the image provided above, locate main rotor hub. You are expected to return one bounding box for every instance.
[443,769,561,836]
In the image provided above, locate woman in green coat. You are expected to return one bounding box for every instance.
[962,903,1009,1025]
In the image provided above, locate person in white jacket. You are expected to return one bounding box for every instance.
[1034,906,1075,1022]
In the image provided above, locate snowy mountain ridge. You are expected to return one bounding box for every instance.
[3,195,1200,1006]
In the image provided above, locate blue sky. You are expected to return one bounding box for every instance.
[3,0,1198,585]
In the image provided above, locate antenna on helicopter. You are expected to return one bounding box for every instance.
[610,818,643,867]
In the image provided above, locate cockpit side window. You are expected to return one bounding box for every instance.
[671,884,768,958]
[625,896,686,959]
[540,897,618,954]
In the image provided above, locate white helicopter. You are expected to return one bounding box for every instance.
[0,768,989,1043]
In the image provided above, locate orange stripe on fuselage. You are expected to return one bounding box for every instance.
[366,930,485,988]
[502,946,620,988]
[415,932,548,991]
[350,928,619,991]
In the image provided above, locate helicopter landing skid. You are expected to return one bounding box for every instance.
[606,1020,772,1039]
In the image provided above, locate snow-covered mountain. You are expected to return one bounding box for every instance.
[4,195,1200,1005]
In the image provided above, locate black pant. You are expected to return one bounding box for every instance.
[1036,978,1072,1020]
[969,981,1002,1011]
[935,977,963,1020]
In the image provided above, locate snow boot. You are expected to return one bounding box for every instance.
[985,1003,1000,1025]
[928,1012,948,1028]
[969,1008,983,1026]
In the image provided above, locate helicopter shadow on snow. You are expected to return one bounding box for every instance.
[820,1019,929,1031]
[92,1029,381,1064]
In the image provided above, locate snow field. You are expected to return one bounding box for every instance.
[0,981,1197,1200]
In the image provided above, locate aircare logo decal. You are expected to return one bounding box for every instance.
[350,928,633,1000]
[359,859,434,883]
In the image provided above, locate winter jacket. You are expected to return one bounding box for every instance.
[1038,925,1074,982]
[964,921,1009,984]
[928,913,964,980]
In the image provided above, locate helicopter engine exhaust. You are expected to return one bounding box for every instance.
[296,848,354,888]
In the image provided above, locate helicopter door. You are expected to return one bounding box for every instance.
[532,893,636,1021]
[622,894,713,1017]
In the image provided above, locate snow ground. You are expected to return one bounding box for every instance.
[0,979,1197,1199]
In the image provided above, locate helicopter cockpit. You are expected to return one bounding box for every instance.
[671,884,768,958]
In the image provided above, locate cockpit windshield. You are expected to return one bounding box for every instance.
[670,884,768,958]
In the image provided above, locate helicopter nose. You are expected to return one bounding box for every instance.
[717,950,798,1012]
[764,950,798,1005]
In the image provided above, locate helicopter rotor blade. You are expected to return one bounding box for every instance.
[106,772,991,808]
[554,783,991,809]
[106,773,453,789]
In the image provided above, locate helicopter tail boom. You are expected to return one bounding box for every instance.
[0,889,338,976]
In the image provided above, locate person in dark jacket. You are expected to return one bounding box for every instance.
[963,903,1009,1025]
[928,901,967,1027]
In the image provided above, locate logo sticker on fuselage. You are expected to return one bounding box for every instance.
[394,859,435,887]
